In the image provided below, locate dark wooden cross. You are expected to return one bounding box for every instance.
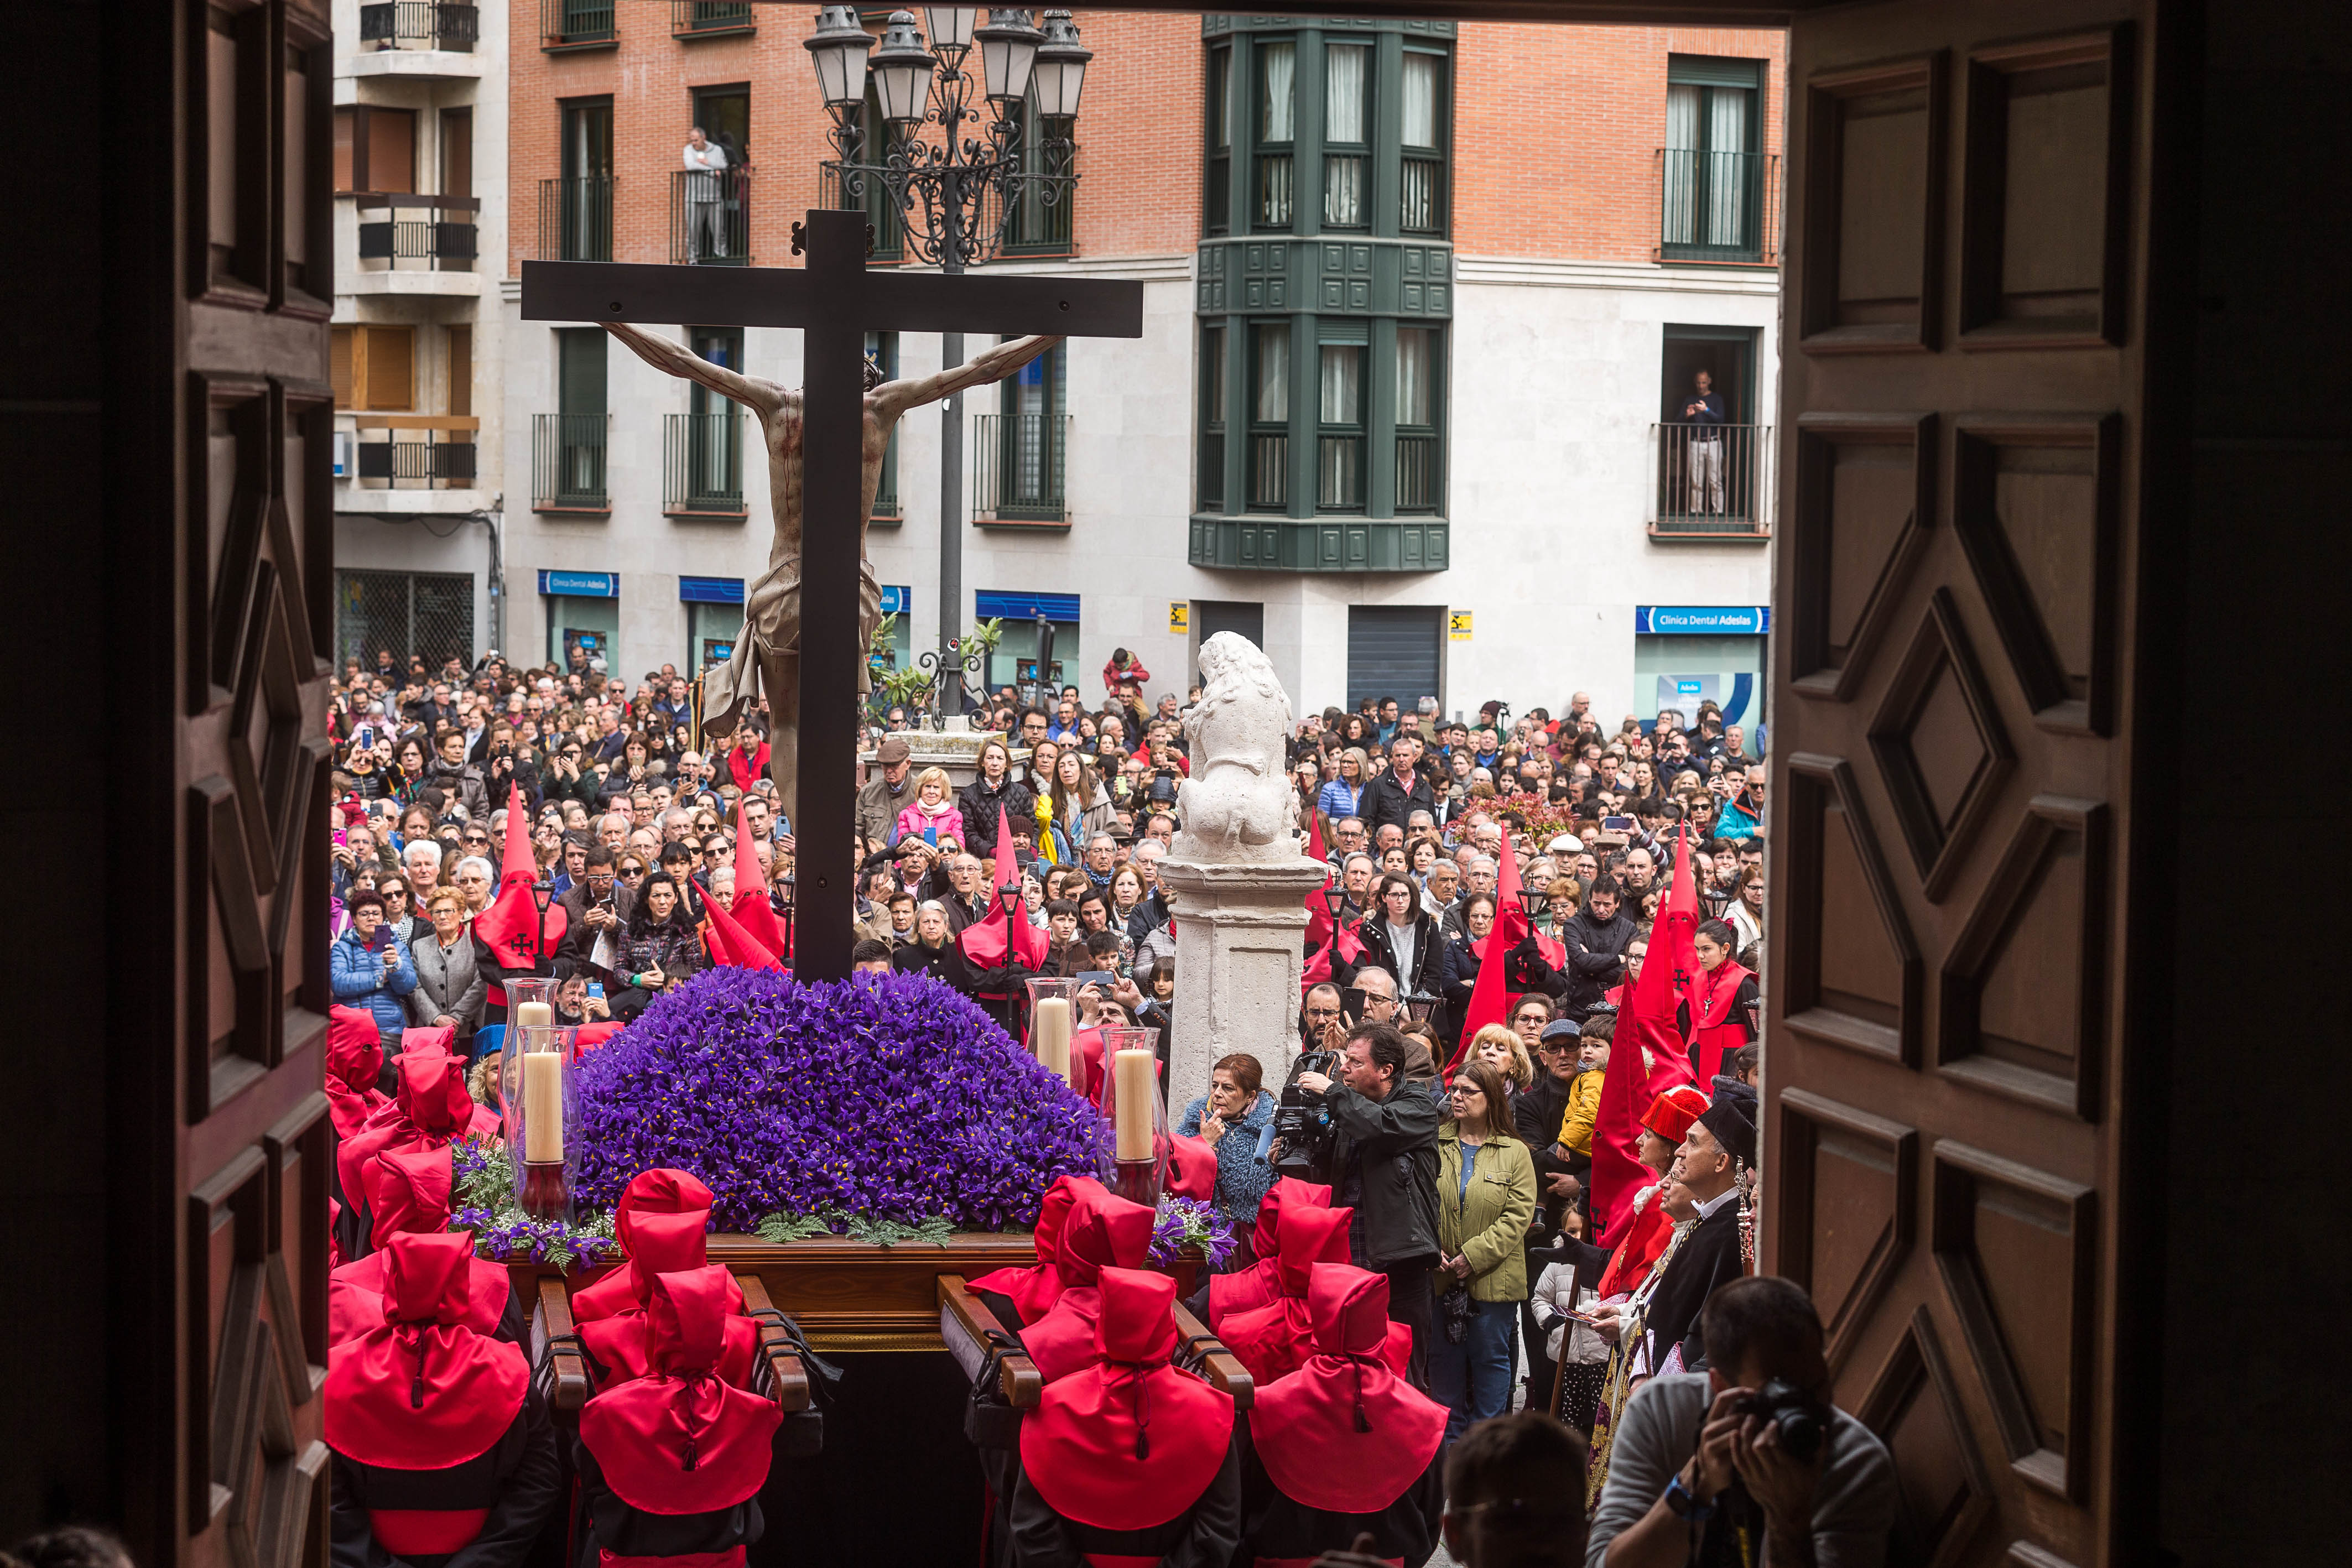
[521,207,1143,978]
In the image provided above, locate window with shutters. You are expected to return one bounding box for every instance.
[330,325,415,410]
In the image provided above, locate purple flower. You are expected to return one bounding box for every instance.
[1150,1196,1239,1268]
[570,968,1110,1232]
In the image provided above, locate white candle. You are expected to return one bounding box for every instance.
[1033,997,1073,1084]
[522,1050,565,1163]
[1113,1049,1156,1162]
[515,1001,553,1030]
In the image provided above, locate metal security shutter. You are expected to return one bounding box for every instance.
[1194,599,1265,650]
[1346,605,1442,711]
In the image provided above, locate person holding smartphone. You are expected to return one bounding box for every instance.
[329,889,418,1053]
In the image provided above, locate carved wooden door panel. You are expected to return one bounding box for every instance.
[1763,3,2181,1567]
[167,4,338,1568]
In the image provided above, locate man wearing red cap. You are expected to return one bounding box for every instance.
[574,1265,783,1568]
[326,1231,560,1568]
[1238,1263,1447,1567]
[1008,1267,1241,1567]
[1631,1078,1757,1376]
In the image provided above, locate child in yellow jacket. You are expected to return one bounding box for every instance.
[1556,1012,1613,1156]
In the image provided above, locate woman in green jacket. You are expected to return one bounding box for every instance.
[1432,1058,1538,1440]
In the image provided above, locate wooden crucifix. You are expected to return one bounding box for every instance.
[522,208,1143,978]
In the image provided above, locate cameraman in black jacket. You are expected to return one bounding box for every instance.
[1293,1023,1442,1387]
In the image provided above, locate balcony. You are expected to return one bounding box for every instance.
[670,168,752,265]
[664,413,746,516]
[1401,155,1446,236]
[1649,421,1774,539]
[358,2,478,51]
[1657,148,1781,266]
[971,414,1069,527]
[672,1,754,38]
[346,416,478,490]
[541,0,616,50]
[533,414,610,512]
[538,176,615,261]
[1189,517,1449,573]
[356,194,478,269]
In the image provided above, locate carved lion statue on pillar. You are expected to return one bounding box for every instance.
[1172,632,1299,863]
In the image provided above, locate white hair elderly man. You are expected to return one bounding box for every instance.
[402,837,445,897]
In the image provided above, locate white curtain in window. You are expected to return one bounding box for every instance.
[1256,329,1288,422]
[1706,87,1750,246]
[1663,83,1699,245]
[1401,53,1438,148]
[1325,157,1362,226]
[1261,42,1295,142]
[1319,345,1361,425]
[1326,44,1367,142]
[1395,330,1431,426]
[1214,49,1232,149]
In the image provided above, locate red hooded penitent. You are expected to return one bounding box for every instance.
[579,1265,783,1515]
[1250,1263,1448,1514]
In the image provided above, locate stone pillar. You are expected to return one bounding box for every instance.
[1157,853,1330,1114]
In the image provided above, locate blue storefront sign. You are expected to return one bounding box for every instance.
[976,590,1081,623]
[678,576,744,605]
[539,569,619,598]
[879,584,913,616]
[1636,605,1769,636]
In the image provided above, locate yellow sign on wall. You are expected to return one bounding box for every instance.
[1449,611,1474,642]
[1169,601,1190,633]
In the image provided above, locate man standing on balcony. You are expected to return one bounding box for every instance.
[1680,368,1727,515]
[682,126,729,262]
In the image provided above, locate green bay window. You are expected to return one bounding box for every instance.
[1248,323,1289,510]
[1324,42,1369,229]
[865,330,900,518]
[1400,50,1447,236]
[1200,323,1227,509]
[1394,326,1443,512]
[1255,41,1295,230]
[1206,44,1233,235]
[1317,338,1364,510]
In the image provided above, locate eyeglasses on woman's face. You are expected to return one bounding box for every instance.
[618,864,647,878]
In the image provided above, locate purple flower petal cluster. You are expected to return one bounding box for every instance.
[1151,1196,1239,1269]
[570,967,1110,1233]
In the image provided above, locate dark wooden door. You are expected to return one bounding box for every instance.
[1763,3,2186,1567]
[112,4,339,1566]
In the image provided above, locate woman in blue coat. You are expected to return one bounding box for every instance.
[332,888,419,1049]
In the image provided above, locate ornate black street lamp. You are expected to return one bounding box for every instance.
[805,6,1092,717]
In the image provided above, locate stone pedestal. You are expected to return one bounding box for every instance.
[1157,853,1330,1114]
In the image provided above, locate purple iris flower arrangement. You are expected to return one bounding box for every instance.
[570,967,1109,1233]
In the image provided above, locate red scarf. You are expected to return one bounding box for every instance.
[965,1176,1089,1324]
[1209,1178,1331,1330]
[579,1267,782,1514]
[1251,1264,1446,1514]
[1216,1206,1356,1385]
[335,1052,496,1221]
[329,1149,509,1346]
[574,1169,719,1322]
[1019,1269,1235,1533]
[326,1004,388,1139]
[324,1231,528,1470]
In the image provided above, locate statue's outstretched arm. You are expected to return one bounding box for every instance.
[872,334,1065,419]
[602,322,782,414]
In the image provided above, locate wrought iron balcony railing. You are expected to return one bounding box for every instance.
[670,1,753,38]
[542,0,616,49]
[359,1,479,50]
[349,420,479,489]
[972,413,1070,526]
[1401,154,1446,236]
[670,166,752,265]
[1248,432,1288,510]
[1657,148,1781,265]
[538,176,615,261]
[664,412,746,515]
[1395,432,1442,513]
[1650,421,1774,538]
[533,414,610,511]
[356,194,478,266]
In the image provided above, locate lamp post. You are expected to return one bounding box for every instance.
[805,6,1092,721]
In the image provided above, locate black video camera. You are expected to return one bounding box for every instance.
[1264,1049,1339,1182]
[1730,1378,1824,1462]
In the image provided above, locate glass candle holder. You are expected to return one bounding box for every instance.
[1096,1025,1167,1207]
[511,1023,578,1222]
[498,977,560,1129]
[1025,976,1079,1087]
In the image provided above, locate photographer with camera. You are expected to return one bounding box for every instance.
[1288,1023,1442,1385]
[1586,1277,1893,1568]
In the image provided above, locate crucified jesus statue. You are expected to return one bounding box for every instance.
[601,324,1063,827]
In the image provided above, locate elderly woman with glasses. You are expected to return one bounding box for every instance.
[407,887,488,1050]
[451,855,497,916]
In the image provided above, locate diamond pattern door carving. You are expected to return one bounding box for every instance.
[1767,4,2179,1566]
